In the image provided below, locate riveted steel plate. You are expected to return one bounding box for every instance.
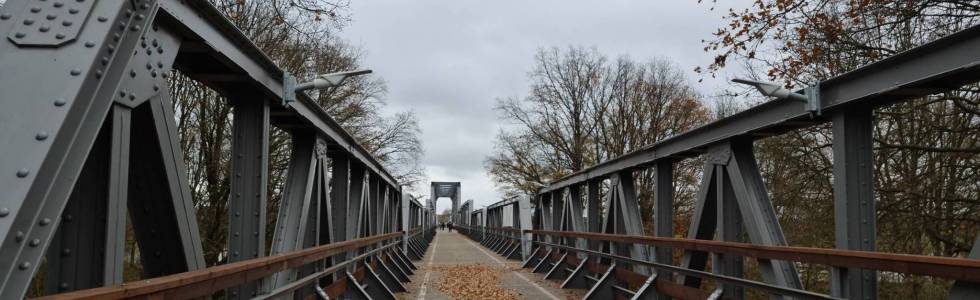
[6,0,97,47]
[113,25,180,108]
[707,143,731,165]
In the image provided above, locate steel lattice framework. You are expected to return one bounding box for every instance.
[458,22,980,300]
[0,0,436,299]
[1,0,980,299]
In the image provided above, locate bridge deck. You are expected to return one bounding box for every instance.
[401,230,572,300]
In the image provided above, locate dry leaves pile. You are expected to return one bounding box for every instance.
[434,264,518,300]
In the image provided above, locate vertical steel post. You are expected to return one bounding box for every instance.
[654,160,674,287]
[519,195,534,261]
[587,179,602,256]
[227,98,269,299]
[831,107,877,299]
[45,105,130,293]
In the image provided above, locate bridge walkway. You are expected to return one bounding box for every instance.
[400,230,572,300]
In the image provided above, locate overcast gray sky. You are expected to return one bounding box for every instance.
[338,1,753,212]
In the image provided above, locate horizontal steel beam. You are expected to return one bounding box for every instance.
[539,24,980,193]
[35,233,402,300]
[527,230,980,283]
[157,0,398,189]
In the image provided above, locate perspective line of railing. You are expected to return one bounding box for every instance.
[36,232,403,300]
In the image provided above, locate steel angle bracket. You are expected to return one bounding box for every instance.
[804,82,821,117]
[283,71,297,107]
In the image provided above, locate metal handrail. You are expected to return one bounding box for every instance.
[527,230,980,282]
[36,232,403,300]
[531,241,838,300]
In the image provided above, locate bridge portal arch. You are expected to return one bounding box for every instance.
[430,182,461,224]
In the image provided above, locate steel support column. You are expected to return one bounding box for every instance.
[45,105,130,293]
[227,98,270,299]
[587,179,602,255]
[654,160,674,288]
[830,107,877,299]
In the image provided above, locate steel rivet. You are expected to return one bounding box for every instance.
[30,7,41,13]
[130,70,136,77]
[39,26,50,32]
[136,14,144,20]
[119,90,127,97]
[131,25,141,31]
[62,20,72,26]
[141,3,149,10]
[14,32,25,38]
[55,33,65,39]
[95,70,103,79]
[84,41,95,47]
[54,98,66,106]
[69,8,79,14]
[151,70,157,78]
[145,63,151,70]
[0,208,9,217]
[70,69,81,76]
[16,169,29,178]
[129,94,135,100]
[29,239,40,247]
[40,218,52,226]
[36,132,49,141]
[0,14,11,20]
[59,283,69,290]
[153,85,159,91]
[64,214,73,222]
[15,231,24,242]
[98,16,107,22]
[101,56,109,65]
[46,14,56,20]
[125,9,133,17]
[18,262,30,270]
[62,248,71,256]
[23,19,35,25]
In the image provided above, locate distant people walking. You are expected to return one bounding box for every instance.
[448,222,454,232]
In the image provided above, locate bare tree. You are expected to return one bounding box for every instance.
[487,47,711,229]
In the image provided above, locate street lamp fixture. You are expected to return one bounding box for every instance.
[283,69,373,106]
[732,78,822,116]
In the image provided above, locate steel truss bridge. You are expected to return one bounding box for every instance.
[0,0,978,299]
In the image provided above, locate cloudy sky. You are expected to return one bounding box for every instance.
[338,1,753,212]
